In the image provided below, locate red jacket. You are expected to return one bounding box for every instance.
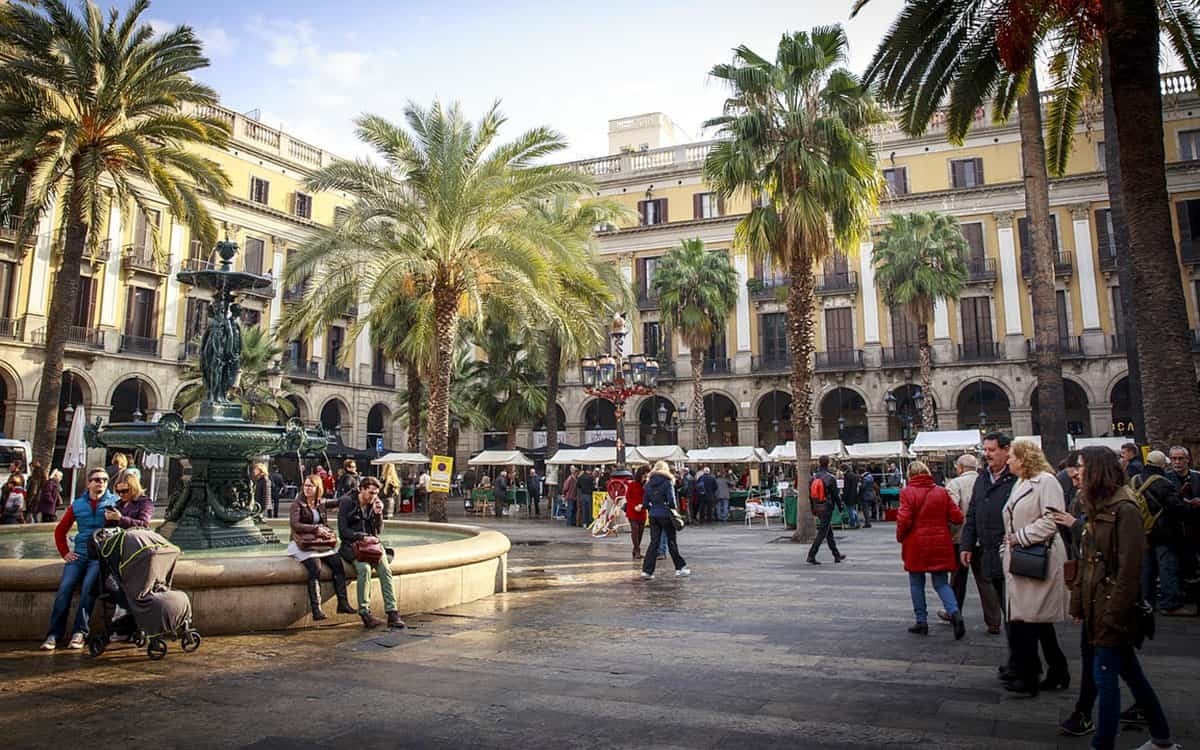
[624,480,646,522]
[896,474,963,572]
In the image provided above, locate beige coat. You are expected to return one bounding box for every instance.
[1001,471,1069,623]
[944,470,978,543]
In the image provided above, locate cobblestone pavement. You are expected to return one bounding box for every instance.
[1,514,1197,749]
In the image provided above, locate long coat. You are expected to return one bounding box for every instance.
[1001,472,1069,623]
[896,474,963,572]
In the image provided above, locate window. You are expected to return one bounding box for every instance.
[240,308,262,328]
[883,167,908,196]
[1017,215,1061,257]
[824,307,854,352]
[960,222,986,260]
[294,192,313,220]
[1175,199,1200,260]
[949,157,984,188]
[636,256,660,303]
[1180,130,1200,161]
[184,297,206,346]
[1095,208,1116,262]
[1056,290,1071,341]
[960,297,994,354]
[249,176,270,205]
[133,208,160,254]
[642,321,663,359]
[693,192,721,219]
[327,326,345,365]
[73,276,97,328]
[706,331,727,365]
[124,287,156,339]
[760,312,788,361]
[0,261,15,320]
[243,236,265,275]
[890,306,921,349]
[637,198,668,226]
[1096,141,1107,171]
[287,338,308,364]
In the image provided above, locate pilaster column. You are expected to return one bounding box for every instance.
[994,211,1023,336]
[355,300,373,384]
[859,241,880,344]
[26,211,55,317]
[734,251,751,351]
[98,203,123,331]
[160,222,185,360]
[933,298,950,340]
[1070,203,1102,331]
[268,238,285,332]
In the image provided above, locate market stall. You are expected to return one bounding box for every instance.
[685,446,771,520]
[1071,437,1127,454]
[766,440,847,462]
[844,441,914,521]
[371,452,432,514]
[466,450,534,515]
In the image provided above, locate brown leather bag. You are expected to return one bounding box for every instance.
[352,536,384,564]
[297,525,337,552]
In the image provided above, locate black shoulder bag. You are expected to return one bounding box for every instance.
[1008,489,1051,580]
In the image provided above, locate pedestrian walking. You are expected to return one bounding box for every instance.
[640,461,688,580]
[527,468,542,517]
[1001,438,1070,697]
[493,470,509,519]
[626,466,648,559]
[807,455,845,565]
[842,464,861,527]
[1,472,27,524]
[1121,442,1144,481]
[896,461,966,638]
[943,454,1003,632]
[562,466,578,525]
[575,468,594,527]
[1136,450,1197,617]
[36,469,63,522]
[714,469,732,522]
[859,469,877,527]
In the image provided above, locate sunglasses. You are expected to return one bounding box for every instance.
[115,486,131,494]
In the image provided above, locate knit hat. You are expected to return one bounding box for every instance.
[1145,450,1168,468]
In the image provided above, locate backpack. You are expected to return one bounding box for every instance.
[2,489,23,516]
[1128,474,1167,535]
[809,476,826,501]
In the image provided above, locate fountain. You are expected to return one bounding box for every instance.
[86,240,326,549]
[0,242,509,640]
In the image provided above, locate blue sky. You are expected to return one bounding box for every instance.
[146,0,906,160]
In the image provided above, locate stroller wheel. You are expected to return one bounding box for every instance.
[147,638,167,661]
[133,631,147,647]
[180,630,201,653]
[86,634,108,658]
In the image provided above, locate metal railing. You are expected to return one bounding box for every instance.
[815,349,865,371]
[1028,336,1085,359]
[0,316,24,340]
[702,357,732,375]
[815,271,858,295]
[1098,242,1118,272]
[636,289,660,309]
[181,257,214,272]
[956,341,1001,362]
[1021,251,1073,278]
[31,325,105,350]
[881,345,921,367]
[371,371,396,388]
[121,244,170,275]
[119,334,160,357]
[285,359,320,379]
[751,354,791,373]
[964,257,997,283]
[282,283,307,302]
[325,364,351,382]
[749,278,789,300]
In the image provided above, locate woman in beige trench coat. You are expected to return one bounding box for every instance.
[1001,438,1071,697]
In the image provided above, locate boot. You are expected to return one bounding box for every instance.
[360,610,384,629]
[307,580,327,621]
[386,610,406,630]
[330,571,356,614]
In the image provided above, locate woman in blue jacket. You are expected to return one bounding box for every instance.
[640,462,689,580]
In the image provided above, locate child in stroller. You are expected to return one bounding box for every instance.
[86,527,200,660]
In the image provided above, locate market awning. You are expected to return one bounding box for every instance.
[632,445,688,464]
[467,449,534,467]
[766,440,846,461]
[910,430,982,453]
[545,447,629,465]
[685,446,770,464]
[370,452,431,465]
[1071,437,1128,453]
[845,441,915,460]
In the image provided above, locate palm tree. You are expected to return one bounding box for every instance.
[874,212,969,428]
[175,327,295,424]
[464,318,548,450]
[281,102,589,522]
[368,294,426,452]
[651,238,738,450]
[704,27,884,542]
[0,0,232,468]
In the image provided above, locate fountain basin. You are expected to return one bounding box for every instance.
[0,520,509,640]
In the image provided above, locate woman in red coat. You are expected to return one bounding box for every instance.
[625,466,649,559]
[896,461,965,638]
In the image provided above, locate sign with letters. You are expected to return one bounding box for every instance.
[430,455,453,493]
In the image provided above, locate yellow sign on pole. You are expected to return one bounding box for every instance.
[430,455,454,493]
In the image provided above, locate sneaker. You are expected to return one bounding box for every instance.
[1130,742,1181,750]
[675,567,691,577]
[640,572,654,580]
[67,633,85,649]
[1119,704,1147,725]
[1161,604,1198,617]
[39,636,56,651]
[1058,711,1094,736]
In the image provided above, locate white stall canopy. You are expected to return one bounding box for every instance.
[371,452,432,465]
[1071,437,1128,454]
[911,430,982,453]
[632,445,688,464]
[766,440,846,461]
[547,447,634,466]
[685,446,770,464]
[845,441,915,460]
[468,449,534,467]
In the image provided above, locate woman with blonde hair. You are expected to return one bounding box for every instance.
[1002,438,1071,696]
[380,463,401,518]
[896,461,965,638]
[105,469,153,528]
[640,461,689,580]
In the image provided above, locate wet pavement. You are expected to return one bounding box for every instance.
[1,513,1197,749]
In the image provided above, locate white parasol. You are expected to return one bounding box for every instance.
[62,404,88,499]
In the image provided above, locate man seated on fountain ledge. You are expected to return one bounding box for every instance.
[337,476,404,630]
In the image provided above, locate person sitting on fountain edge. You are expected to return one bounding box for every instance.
[338,476,404,630]
[41,467,119,650]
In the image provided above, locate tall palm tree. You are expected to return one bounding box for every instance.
[651,238,738,450]
[874,212,969,428]
[368,293,427,452]
[704,27,884,542]
[0,0,231,468]
[281,102,589,522]
[175,327,296,425]
[465,318,547,450]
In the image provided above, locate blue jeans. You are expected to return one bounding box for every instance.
[1142,544,1184,611]
[1092,644,1172,750]
[47,557,101,641]
[566,499,577,526]
[716,498,729,522]
[908,571,957,624]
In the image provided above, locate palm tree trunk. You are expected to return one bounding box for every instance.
[1103,0,1200,455]
[506,426,517,450]
[425,286,458,522]
[690,349,708,450]
[1019,71,1068,466]
[787,258,817,544]
[918,317,935,429]
[32,168,88,469]
[405,360,422,453]
[545,333,562,455]
[1101,36,1146,444]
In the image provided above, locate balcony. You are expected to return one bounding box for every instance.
[1021,251,1073,278]
[119,334,160,357]
[636,289,660,310]
[178,339,201,361]
[31,325,105,350]
[50,234,111,264]
[282,283,307,303]
[702,357,731,375]
[964,257,997,284]
[181,257,215,273]
[751,354,791,373]
[285,359,320,380]
[881,345,921,368]
[1027,336,1085,360]
[815,271,858,296]
[1097,242,1118,273]
[121,244,170,276]
[815,349,865,371]
[325,364,351,382]
[653,355,678,380]
[956,341,1001,362]
[0,316,24,340]
[371,371,396,388]
[748,278,789,301]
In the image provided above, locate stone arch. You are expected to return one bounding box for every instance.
[0,362,19,437]
[366,402,392,451]
[579,398,617,429]
[0,360,23,401]
[104,372,162,411]
[950,376,1016,413]
[284,393,310,424]
[319,396,352,436]
[32,366,97,406]
[884,383,937,441]
[107,376,161,423]
[698,386,742,417]
[636,395,678,446]
[818,386,869,443]
[1021,375,1098,407]
[702,392,740,447]
[1029,377,1094,437]
[1109,375,1135,437]
[755,389,793,450]
[956,379,1013,433]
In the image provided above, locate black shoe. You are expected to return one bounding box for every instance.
[1039,670,1070,691]
[834,555,847,563]
[1004,678,1039,697]
[807,558,821,565]
[1058,711,1095,736]
[997,665,1017,682]
[335,598,356,615]
[952,612,966,640]
[1118,704,1147,725]
[908,622,929,635]
[386,611,406,630]
[863,523,872,528]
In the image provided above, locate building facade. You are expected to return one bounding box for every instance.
[518,71,1200,454]
[0,104,404,469]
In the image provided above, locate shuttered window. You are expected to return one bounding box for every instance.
[883,167,908,196]
[950,158,984,188]
[1095,209,1116,260]
[693,192,722,219]
[824,307,854,352]
[760,312,788,361]
[890,306,921,349]
[1056,290,1070,341]
[73,276,97,328]
[961,222,985,260]
[1180,130,1200,160]
[243,237,265,275]
[637,198,668,226]
[249,176,270,205]
[124,287,156,338]
[960,297,993,354]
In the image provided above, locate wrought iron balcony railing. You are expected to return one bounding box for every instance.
[815,349,865,371]
[119,334,160,357]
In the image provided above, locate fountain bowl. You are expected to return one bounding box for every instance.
[0,520,509,640]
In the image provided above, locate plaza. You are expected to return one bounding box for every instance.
[1,517,1197,749]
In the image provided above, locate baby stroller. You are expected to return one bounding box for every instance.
[86,528,201,660]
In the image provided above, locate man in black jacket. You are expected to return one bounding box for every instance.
[338,477,404,630]
[960,432,1017,674]
[575,469,595,528]
[841,464,860,527]
[807,455,845,565]
[1139,451,1197,616]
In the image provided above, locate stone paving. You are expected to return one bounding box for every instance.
[1,514,1197,749]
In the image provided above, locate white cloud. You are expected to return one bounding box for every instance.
[147,17,234,59]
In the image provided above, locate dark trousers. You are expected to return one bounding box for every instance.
[566,498,578,526]
[1010,620,1069,681]
[1093,644,1172,750]
[694,495,712,523]
[630,519,645,557]
[300,555,348,589]
[494,496,504,518]
[807,511,841,561]
[530,493,540,516]
[1075,625,1098,716]
[642,517,685,575]
[951,545,1003,629]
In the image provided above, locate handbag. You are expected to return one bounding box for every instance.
[297,525,337,552]
[669,507,686,531]
[352,537,384,564]
[1009,541,1051,579]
